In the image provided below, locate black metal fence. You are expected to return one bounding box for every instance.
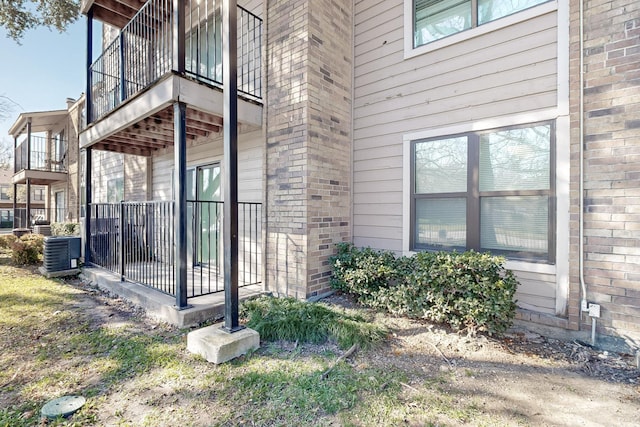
[14,135,66,173]
[87,200,262,299]
[12,207,71,229]
[88,0,262,122]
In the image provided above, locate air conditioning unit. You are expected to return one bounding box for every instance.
[42,236,81,274]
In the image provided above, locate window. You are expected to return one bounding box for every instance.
[107,177,124,203]
[32,187,45,202]
[0,185,10,200]
[411,121,555,262]
[413,0,550,47]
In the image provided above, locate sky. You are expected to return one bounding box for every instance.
[0,19,90,145]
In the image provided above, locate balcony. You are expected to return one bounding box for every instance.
[12,135,68,185]
[81,0,263,154]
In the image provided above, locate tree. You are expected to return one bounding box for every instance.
[0,0,80,41]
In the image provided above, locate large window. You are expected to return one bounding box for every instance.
[411,121,555,262]
[413,0,550,47]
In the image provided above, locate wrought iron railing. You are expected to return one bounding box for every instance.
[88,0,262,123]
[14,136,66,173]
[87,200,262,299]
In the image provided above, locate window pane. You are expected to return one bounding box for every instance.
[479,125,550,192]
[478,0,548,25]
[415,136,468,193]
[481,196,548,255]
[415,198,466,248]
[415,0,472,46]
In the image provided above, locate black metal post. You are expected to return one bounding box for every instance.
[172,0,185,73]
[174,102,189,309]
[26,179,31,228]
[222,0,241,333]
[26,119,31,170]
[119,32,126,103]
[12,183,17,229]
[13,136,17,173]
[86,10,93,124]
[119,201,125,280]
[84,148,92,264]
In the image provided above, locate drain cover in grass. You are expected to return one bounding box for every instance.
[41,395,86,419]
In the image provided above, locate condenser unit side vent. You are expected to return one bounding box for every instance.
[42,236,81,273]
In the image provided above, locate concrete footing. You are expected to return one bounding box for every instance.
[187,324,260,364]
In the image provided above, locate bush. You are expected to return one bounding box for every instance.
[51,222,81,236]
[0,234,17,250]
[330,244,519,335]
[11,233,45,265]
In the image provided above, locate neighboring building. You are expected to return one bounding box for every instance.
[7,97,149,229]
[78,0,640,347]
[8,101,81,227]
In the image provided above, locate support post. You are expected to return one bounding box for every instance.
[26,179,31,228]
[119,201,125,280]
[222,0,241,333]
[172,0,185,73]
[86,10,93,124]
[84,148,92,264]
[12,183,17,229]
[174,102,189,309]
[26,119,32,170]
[119,32,126,103]
[13,136,17,173]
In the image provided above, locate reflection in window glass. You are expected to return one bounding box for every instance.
[478,0,546,24]
[479,125,550,192]
[481,196,548,253]
[415,0,472,46]
[414,136,468,194]
[415,198,467,248]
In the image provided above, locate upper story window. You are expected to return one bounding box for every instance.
[32,187,45,202]
[410,121,555,262]
[413,0,551,47]
[0,185,10,200]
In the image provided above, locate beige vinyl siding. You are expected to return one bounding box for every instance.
[514,271,556,315]
[353,0,560,313]
[151,130,263,202]
[91,151,123,203]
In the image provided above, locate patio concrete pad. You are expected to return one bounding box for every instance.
[187,323,259,364]
[80,267,265,328]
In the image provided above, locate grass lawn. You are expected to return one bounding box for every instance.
[0,259,415,427]
[3,255,637,426]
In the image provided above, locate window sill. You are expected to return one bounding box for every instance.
[404,1,558,60]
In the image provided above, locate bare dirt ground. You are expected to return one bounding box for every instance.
[66,279,640,426]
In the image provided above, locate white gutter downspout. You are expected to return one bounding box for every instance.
[579,0,591,338]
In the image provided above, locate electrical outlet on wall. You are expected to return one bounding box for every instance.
[589,304,601,318]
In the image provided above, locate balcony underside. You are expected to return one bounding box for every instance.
[80,74,263,156]
[82,0,143,28]
[13,169,68,185]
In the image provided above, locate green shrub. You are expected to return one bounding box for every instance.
[51,222,80,236]
[10,234,45,265]
[0,234,17,250]
[330,245,518,335]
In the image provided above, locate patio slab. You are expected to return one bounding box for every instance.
[80,266,265,327]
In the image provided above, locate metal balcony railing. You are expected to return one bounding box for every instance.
[14,135,66,173]
[87,200,262,299]
[88,0,262,123]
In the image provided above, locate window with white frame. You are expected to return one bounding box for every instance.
[413,0,551,47]
[410,121,555,262]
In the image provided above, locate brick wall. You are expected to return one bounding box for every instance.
[570,0,640,342]
[265,0,352,298]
